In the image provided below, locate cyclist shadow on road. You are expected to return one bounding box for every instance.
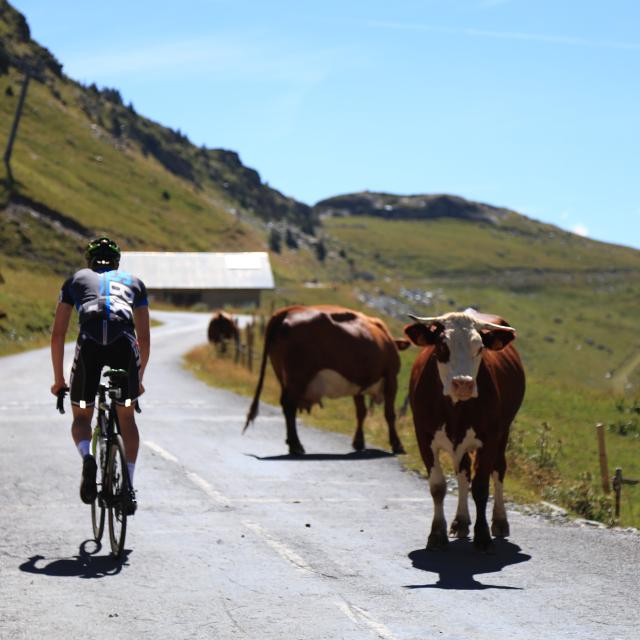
[247,448,396,462]
[19,540,130,579]
[405,539,531,590]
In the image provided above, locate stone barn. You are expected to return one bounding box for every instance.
[119,252,275,308]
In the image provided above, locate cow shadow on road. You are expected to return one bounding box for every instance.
[247,448,396,462]
[406,539,531,590]
[19,540,130,579]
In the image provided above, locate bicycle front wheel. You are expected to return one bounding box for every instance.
[90,431,106,542]
[106,435,129,558]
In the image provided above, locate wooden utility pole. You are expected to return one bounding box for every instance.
[3,71,30,187]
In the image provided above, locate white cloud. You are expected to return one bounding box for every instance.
[366,21,640,51]
[478,0,511,7]
[572,224,589,237]
[65,33,342,86]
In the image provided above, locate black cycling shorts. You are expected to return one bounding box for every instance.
[70,333,141,407]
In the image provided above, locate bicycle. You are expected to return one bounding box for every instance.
[57,369,138,558]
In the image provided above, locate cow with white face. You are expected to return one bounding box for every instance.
[404,309,525,551]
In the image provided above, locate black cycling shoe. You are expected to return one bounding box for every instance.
[124,487,137,516]
[80,454,97,504]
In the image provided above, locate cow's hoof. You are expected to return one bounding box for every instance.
[491,519,510,538]
[287,442,306,456]
[426,531,449,551]
[352,437,365,452]
[473,528,493,552]
[391,441,406,455]
[449,517,471,539]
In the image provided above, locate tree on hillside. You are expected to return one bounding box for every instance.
[269,228,282,254]
[315,239,326,262]
[285,228,298,249]
[0,41,9,75]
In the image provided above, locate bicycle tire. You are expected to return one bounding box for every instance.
[106,435,129,557]
[90,429,106,541]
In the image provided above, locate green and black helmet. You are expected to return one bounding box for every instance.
[85,236,121,271]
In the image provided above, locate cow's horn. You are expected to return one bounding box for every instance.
[477,321,516,332]
[408,314,446,324]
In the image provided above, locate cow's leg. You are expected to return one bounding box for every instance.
[383,375,405,454]
[427,450,448,550]
[281,390,305,456]
[449,454,471,538]
[352,394,366,451]
[491,445,510,537]
[471,460,492,551]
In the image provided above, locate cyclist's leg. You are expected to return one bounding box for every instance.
[71,405,94,450]
[109,335,141,486]
[116,404,139,466]
[69,334,101,503]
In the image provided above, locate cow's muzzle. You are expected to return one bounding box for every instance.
[451,376,475,401]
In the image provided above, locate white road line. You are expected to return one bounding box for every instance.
[144,440,231,507]
[336,601,398,640]
[186,472,232,507]
[242,520,315,574]
[144,440,180,463]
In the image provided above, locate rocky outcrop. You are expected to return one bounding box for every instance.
[314,191,509,224]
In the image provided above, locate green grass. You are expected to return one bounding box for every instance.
[323,215,640,276]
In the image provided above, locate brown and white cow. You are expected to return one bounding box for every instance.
[207,311,240,354]
[244,304,411,455]
[404,308,525,551]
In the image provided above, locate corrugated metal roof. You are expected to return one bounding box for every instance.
[119,252,275,290]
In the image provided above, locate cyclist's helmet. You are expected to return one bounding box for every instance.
[85,236,121,271]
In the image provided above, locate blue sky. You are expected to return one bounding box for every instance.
[11,0,640,249]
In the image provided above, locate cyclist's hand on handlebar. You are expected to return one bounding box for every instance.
[55,386,69,414]
[51,380,68,396]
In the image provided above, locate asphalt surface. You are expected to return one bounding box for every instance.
[1,310,638,640]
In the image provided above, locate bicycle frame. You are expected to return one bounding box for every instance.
[92,370,131,508]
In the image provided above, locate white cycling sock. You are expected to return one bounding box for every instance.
[127,462,135,487]
[77,440,91,458]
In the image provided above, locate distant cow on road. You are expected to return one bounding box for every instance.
[244,304,411,455]
[207,311,240,354]
[404,308,525,551]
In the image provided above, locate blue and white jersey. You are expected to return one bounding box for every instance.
[59,268,148,344]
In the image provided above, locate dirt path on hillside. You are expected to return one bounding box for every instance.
[610,348,640,394]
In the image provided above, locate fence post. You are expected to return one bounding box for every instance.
[246,323,254,372]
[595,423,610,493]
[613,467,622,519]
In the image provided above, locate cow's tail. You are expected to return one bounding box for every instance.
[243,312,283,433]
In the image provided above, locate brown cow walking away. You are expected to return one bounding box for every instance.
[404,308,525,551]
[244,304,410,455]
[207,311,240,355]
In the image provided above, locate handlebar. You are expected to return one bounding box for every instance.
[56,387,69,414]
[55,386,142,414]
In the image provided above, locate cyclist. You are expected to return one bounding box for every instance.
[50,237,150,515]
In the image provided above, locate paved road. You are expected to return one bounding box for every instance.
[1,311,638,640]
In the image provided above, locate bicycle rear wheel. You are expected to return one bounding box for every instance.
[106,435,129,557]
[90,429,106,541]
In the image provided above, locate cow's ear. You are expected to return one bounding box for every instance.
[394,338,412,351]
[481,327,516,351]
[404,322,442,346]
